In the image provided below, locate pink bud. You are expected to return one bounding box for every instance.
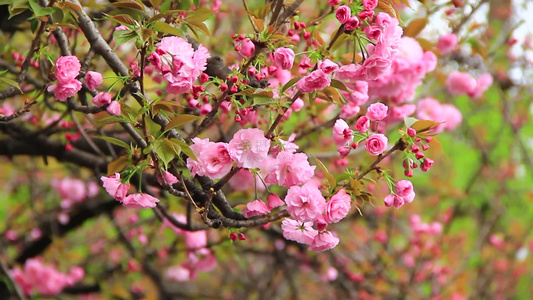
[229,232,237,241]
[422,144,430,151]
[407,128,417,137]
[411,145,420,153]
[415,152,425,160]
[238,233,246,240]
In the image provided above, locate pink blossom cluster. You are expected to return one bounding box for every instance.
[100,173,161,209]
[336,12,403,83]
[10,258,84,296]
[403,134,435,177]
[164,219,216,281]
[446,71,493,98]
[367,37,437,104]
[52,177,99,209]
[281,187,352,252]
[187,128,315,188]
[383,180,416,209]
[402,215,448,283]
[148,36,210,94]
[47,56,82,101]
[416,97,462,133]
[333,102,391,158]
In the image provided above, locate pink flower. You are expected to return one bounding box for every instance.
[163,171,178,184]
[101,173,129,200]
[366,102,389,121]
[333,119,353,146]
[335,5,351,24]
[55,56,80,83]
[152,36,210,95]
[296,69,331,93]
[106,101,121,115]
[52,178,90,209]
[186,248,217,273]
[469,73,493,98]
[121,193,159,208]
[395,180,415,203]
[362,0,378,11]
[285,182,326,222]
[166,265,192,282]
[344,16,360,31]
[239,38,255,57]
[309,231,339,252]
[49,79,82,101]
[85,71,103,90]
[343,81,369,106]
[416,97,462,133]
[281,218,318,245]
[291,98,304,111]
[243,199,271,218]
[446,71,476,95]
[228,128,271,169]
[319,59,339,74]
[324,189,351,223]
[273,47,295,70]
[365,134,388,155]
[340,103,360,119]
[184,230,207,249]
[355,116,370,133]
[267,193,285,209]
[187,138,233,179]
[267,151,315,187]
[437,33,458,55]
[336,64,365,83]
[363,57,392,80]
[92,92,112,106]
[375,12,392,27]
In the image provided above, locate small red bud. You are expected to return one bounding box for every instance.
[415,152,425,160]
[293,22,300,30]
[407,127,417,137]
[404,169,413,177]
[65,144,73,151]
[231,75,238,83]
[238,233,246,240]
[234,115,242,122]
[229,232,238,241]
[425,136,432,143]
[411,145,420,153]
[220,83,228,92]
[303,31,311,40]
[230,85,238,93]
[350,142,358,149]
[422,144,430,151]
[299,22,306,29]
[200,73,209,83]
[415,137,422,143]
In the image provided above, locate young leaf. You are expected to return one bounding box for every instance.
[280,76,302,94]
[96,136,130,150]
[164,114,204,131]
[311,155,336,187]
[404,116,418,128]
[153,139,176,168]
[403,18,428,37]
[330,79,350,92]
[170,139,196,161]
[151,21,181,36]
[107,155,129,175]
[411,120,441,133]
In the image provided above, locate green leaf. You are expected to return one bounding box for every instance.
[311,155,336,187]
[330,79,350,92]
[164,114,204,131]
[151,21,181,36]
[280,76,302,94]
[404,116,418,128]
[28,0,54,17]
[96,136,130,150]
[147,10,184,23]
[109,0,145,12]
[113,29,138,46]
[170,138,196,161]
[185,6,211,23]
[153,139,176,168]
[0,77,21,92]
